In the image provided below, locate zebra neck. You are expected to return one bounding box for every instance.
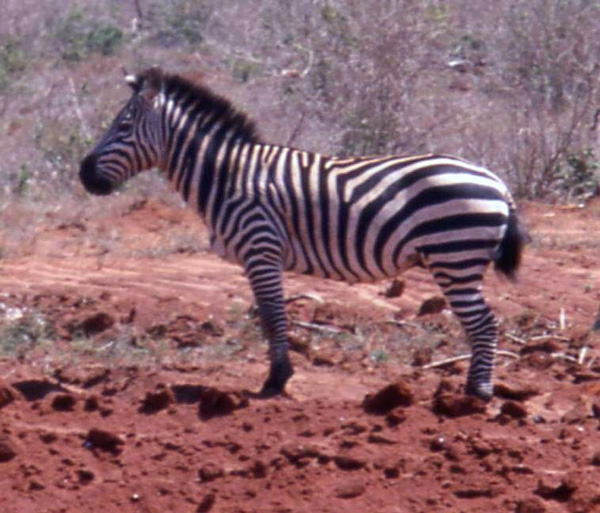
[164,113,258,220]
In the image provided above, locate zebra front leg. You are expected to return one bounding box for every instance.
[245,257,293,397]
[431,268,498,401]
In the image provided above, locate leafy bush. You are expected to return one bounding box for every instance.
[553,149,600,201]
[53,7,124,62]
[0,38,26,89]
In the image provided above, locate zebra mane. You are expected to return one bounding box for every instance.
[162,71,261,144]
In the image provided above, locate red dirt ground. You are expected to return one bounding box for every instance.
[0,198,599,513]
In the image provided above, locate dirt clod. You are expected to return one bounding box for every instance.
[197,493,216,513]
[500,401,528,419]
[383,279,405,298]
[334,480,366,499]
[516,497,546,513]
[198,387,247,419]
[139,386,175,414]
[85,428,124,454]
[494,383,540,401]
[51,394,77,412]
[363,381,414,414]
[417,296,447,316]
[0,436,17,462]
[0,379,18,409]
[433,394,487,418]
[198,463,224,483]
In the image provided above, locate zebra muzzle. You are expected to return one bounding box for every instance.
[79,154,115,196]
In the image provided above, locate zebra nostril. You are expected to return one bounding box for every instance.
[79,154,114,195]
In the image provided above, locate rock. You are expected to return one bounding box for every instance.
[385,408,407,427]
[334,480,366,499]
[77,312,115,337]
[592,451,600,466]
[500,401,528,419]
[363,381,414,414]
[77,469,95,484]
[433,394,487,418]
[383,279,405,298]
[494,383,540,401]
[562,402,590,424]
[535,473,578,501]
[198,387,248,420]
[139,386,175,414]
[515,497,546,513]
[198,463,224,482]
[280,443,323,467]
[412,347,433,366]
[85,428,124,454]
[197,493,216,513]
[417,296,447,316]
[0,436,17,462]
[0,379,18,409]
[51,394,77,412]
[333,455,366,471]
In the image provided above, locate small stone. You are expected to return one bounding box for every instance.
[0,379,18,409]
[333,455,366,471]
[433,394,486,418]
[197,493,216,513]
[363,381,414,414]
[51,394,77,412]
[412,347,433,366]
[85,428,124,454]
[334,480,366,499]
[0,436,17,462]
[494,383,540,401]
[139,386,175,414]
[198,387,247,420]
[77,469,95,483]
[535,474,578,501]
[500,401,528,419]
[417,296,447,316]
[591,452,600,466]
[198,463,224,483]
[383,279,405,298]
[516,497,546,513]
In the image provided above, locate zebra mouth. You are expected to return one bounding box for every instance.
[79,154,115,196]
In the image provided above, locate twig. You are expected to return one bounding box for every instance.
[505,333,527,344]
[578,346,589,365]
[551,352,578,363]
[69,76,90,142]
[559,308,566,330]
[530,334,571,342]
[285,293,324,305]
[292,320,342,334]
[422,350,520,370]
[384,319,422,329]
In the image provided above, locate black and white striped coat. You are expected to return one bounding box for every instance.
[80,67,527,401]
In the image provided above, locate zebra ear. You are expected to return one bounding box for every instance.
[121,66,142,92]
[139,66,165,102]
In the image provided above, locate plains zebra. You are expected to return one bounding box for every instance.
[80,67,527,401]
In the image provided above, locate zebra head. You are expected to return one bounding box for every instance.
[79,67,166,195]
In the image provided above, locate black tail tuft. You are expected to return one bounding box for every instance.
[494,209,529,280]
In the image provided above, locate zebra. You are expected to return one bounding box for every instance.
[80,66,527,401]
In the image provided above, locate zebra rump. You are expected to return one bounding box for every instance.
[79,67,528,402]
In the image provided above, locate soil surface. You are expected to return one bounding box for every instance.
[0,198,599,513]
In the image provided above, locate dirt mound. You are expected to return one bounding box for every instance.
[0,200,599,512]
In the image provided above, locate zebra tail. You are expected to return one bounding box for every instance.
[494,207,529,281]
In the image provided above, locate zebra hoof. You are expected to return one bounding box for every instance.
[259,358,293,398]
[465,382,494,402]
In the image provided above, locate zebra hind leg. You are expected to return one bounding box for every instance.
[257,298,293,396]
[431,268,498,402]
[245,259,293,397]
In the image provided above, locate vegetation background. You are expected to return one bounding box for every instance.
[1,0,600,255]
